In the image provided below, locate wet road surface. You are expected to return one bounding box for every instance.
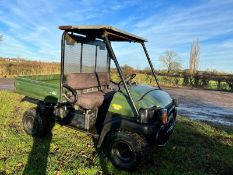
[165,87,233,126]
[0,78,233,125]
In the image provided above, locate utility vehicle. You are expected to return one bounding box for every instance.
[15,25,177,169]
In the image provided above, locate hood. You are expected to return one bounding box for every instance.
[129,85,173,109]
[109,84,173,117]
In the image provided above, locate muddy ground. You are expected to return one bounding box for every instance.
[1,78,233,126]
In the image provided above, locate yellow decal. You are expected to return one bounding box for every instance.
[49,91,57,96]
[112,104,122,110]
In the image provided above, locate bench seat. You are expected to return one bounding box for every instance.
[65,72,115,109]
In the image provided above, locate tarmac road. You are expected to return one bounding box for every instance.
[1,78,233,126]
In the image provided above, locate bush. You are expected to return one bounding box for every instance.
[226,78,233,91]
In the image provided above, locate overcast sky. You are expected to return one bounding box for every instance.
[0,0,233,72]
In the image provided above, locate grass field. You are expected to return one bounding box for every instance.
[0,90,232,175]
[0,59,59,77]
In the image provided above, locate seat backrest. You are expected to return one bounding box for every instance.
[65,72,110,90]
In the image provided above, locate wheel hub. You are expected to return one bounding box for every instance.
[114,141,133,162]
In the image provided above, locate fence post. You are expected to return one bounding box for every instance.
[217,80,221,90]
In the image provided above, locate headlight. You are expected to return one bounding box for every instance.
[139,108,155,123]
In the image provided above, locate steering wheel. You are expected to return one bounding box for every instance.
[63,84,77,104]
[118,73,136,86]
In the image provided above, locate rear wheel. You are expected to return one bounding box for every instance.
[105,131,148,169]
[22,107,53,137]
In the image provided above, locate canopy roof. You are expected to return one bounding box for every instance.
[59,25,147,42]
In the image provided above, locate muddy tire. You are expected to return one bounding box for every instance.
[22,107,52,137]
[105,131,148,170]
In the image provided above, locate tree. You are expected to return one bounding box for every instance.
[159,50,182,73]
[0,35,3,42]
[122,64,134,76]
[189,38,200,75]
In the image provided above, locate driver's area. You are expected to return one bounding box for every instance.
[62,33,117,108]
[61,33,116,131]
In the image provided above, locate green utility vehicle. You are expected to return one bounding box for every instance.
[15,25,177,169]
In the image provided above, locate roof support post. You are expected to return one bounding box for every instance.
[103,32,139,117]
[141,43,161,89]
[80,43,83,73]
[94,45,97,72]
[60,31,66,102]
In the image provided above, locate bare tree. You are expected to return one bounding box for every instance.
[122,64,134,76]
[159,50,182,73]
[189,38,200,75]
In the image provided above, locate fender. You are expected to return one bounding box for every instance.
[97,115,158,148]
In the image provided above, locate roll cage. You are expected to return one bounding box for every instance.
[59,25,160,117]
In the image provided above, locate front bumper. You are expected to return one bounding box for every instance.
[138,105,177,134]
[155,106,177,147]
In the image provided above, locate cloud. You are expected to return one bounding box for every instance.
[0,0,232,72]
[125,0,233,72]
[0,0,140,60]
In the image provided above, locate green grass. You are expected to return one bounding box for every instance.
[0,90,233,175]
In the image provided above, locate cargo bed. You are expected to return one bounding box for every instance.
[15,74,60,103]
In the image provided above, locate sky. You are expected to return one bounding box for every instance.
[0,0,233,73]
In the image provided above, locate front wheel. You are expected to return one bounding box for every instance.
[105,131,148,170]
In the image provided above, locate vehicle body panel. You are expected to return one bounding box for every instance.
[15,74,60,103]
[108,85,173,117]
